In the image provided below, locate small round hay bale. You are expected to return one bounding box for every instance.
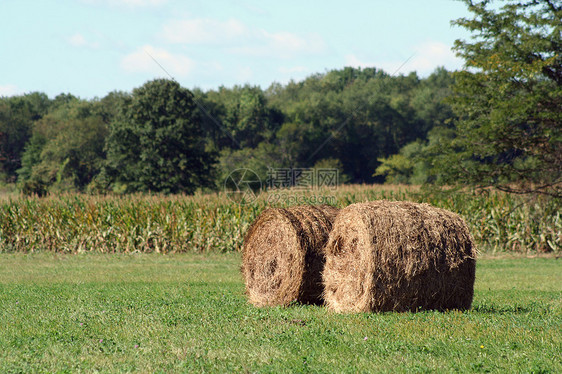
[323,200,476,313]
[242,204,339,307]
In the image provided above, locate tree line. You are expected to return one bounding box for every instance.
[0,67,455,195]
[0,0,560,197]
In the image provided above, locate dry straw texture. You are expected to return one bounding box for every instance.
[242,204,339,307]
[323,200,476,313]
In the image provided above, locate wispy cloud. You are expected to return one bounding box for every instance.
[121,45,195,77]
[344,54,373,69]
[409,41,463,74]
[161,19,248,45]
[236,66,254,83]
[81,0,167,8]
[67,33,100,48]
[239,2,269,17]
[274,66,310,85]
[345,41,463,76]
[278,66,308,74]
[161,18,326,59]
[232,30,325,59]
[68,33,87,47]
[0,84,22,97]
[345,53,413,75]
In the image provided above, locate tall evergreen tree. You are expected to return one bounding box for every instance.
[430,0,561,196]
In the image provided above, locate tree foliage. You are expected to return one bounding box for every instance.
[17,98,108,193]
[429,0,562,196]
[0,66,461,194]
[0,93,50,182]
[103,79,215,194]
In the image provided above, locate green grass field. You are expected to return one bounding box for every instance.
[1,253,560,373]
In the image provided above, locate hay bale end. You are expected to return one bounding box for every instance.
[323,200,476,313]
[242,204,339,307]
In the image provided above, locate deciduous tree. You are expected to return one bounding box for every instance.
[104,79,215,194]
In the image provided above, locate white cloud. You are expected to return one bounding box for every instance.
[161,18,326,59]
[121,45,195,78]
[346,41,463,76]
[345,53,415,75]
[118,0,166,5]
[345,54,373,69]
[69,33,87,47]
[161,19,248,45]
[0,84,22,97]
[237,30,325,59]
[278,66,308,74]
[274,66,310,85]
[81,0,167,7]
[67,33,100,48]
[409,41,463,74]
[240,2,269,17]
[236,66,254,83]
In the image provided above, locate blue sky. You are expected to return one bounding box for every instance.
[1,0,473,99]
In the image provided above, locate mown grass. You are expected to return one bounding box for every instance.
[1,253,560,373]
[0,185,560,254]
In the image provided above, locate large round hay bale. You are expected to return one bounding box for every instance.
[242,204,339,307]
[323,200,476,313]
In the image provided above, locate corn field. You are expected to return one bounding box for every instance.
[0,186,560,254]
